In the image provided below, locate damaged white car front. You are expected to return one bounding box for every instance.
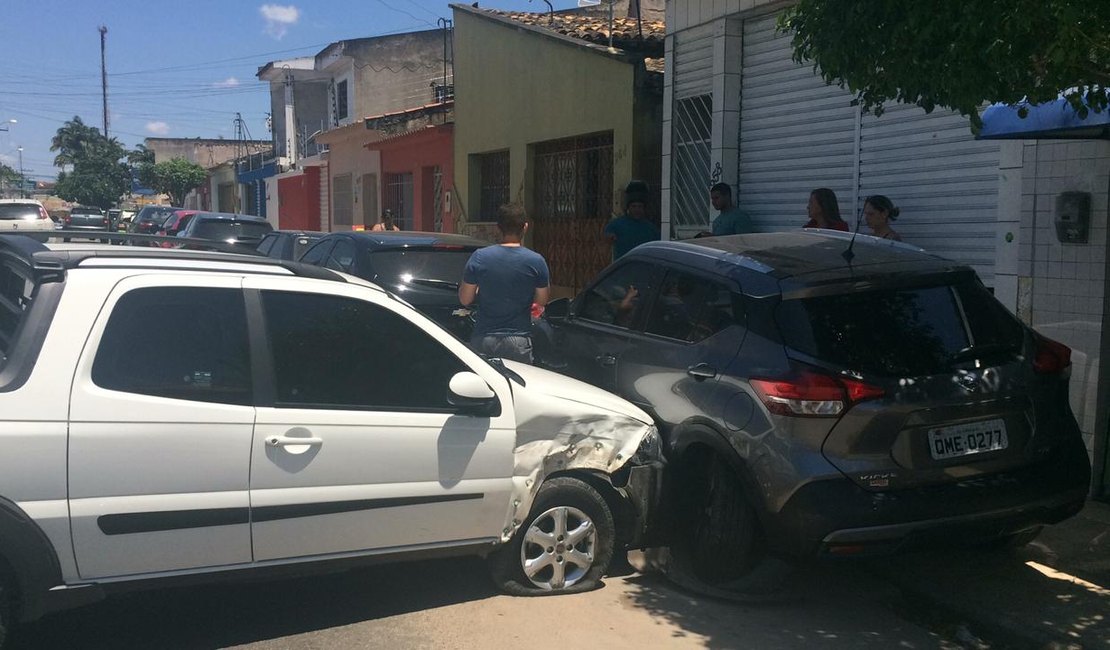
[482,359,664,595]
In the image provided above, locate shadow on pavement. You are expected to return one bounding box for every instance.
[11,557,498,649]
[618,561,950,649]
[862,505,1110,648]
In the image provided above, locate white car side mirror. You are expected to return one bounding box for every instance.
[449,371,495,401]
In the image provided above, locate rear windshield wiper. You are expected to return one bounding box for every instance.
[947,342,1020,364]
[406,278,459,291]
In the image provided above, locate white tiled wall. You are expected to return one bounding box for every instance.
[1017,140,1110,467]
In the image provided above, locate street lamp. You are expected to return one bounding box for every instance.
[0,119,15,132]
[17,146,24,198]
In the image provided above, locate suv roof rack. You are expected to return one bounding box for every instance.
[0,233,348,284]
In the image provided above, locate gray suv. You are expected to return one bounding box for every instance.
[540,231,1090,585]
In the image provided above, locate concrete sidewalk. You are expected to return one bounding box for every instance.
[868,501,1110,649]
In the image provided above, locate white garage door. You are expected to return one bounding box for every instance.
[737,14,1001,282]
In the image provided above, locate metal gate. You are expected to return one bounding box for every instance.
[383,172,414,230]
[432,166,444,232]
[532,132,614,291]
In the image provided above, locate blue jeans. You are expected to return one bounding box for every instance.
[471,334,533,364]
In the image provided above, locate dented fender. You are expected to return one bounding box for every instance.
[496,361,657,542]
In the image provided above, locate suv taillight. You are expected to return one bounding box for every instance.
[38,207,50,220]
[1033,336,1071,377]
[750,367,884,418]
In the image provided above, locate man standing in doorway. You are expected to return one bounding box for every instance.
[459,203,550,364]
[709,182,754,235]
[604,180,659,259]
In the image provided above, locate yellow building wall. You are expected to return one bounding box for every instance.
[452,9,638,230]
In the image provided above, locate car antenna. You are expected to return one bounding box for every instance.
[841,202,865,263]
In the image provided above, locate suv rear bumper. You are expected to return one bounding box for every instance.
[768,438,1091,557]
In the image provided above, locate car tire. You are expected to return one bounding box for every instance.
[488,476,615,596]
[670,448,763,587]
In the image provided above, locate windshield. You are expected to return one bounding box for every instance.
[368,248,477,287]
[191,219,273,241]
[0,204,40,220]
[777,281,1024,377]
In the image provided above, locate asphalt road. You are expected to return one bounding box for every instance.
[11,555,956,650]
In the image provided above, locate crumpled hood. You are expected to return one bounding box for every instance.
[496,360,657,542]
[501,359,653,425]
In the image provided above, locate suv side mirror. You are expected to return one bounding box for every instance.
[448,371,498,415]
[544,297,570,323]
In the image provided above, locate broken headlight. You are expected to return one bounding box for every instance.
[632,425,663,463]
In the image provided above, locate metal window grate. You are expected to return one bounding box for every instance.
[383,172,414,230]
[432,166,444,232]
[671,94,713,234]
[478,151,510,221]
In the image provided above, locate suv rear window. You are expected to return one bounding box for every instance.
[778,280,1024,377]
[0,204,40,221]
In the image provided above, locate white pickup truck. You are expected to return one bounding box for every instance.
[0,235,662,644]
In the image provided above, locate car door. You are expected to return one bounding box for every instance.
[616,267,748,431]
[68,276,255,579]
[553,261,660,393]
[243,276,517,561]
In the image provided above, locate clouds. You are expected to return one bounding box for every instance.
[260,4,300,39]
[145,121,171,136]
[214,77,240,88]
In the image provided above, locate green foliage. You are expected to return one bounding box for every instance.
[144,158,208,206]
[779,0,1110,129]
[51,117,129,209]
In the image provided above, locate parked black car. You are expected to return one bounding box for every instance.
[298,231,490,340]
[539,231,1090,585]
[128,205,183,234]
[257,230,324,261]
[176,212,273,251]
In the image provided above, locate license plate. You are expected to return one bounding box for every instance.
[928,419,1008,460]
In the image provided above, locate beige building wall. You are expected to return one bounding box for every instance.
[452,9,638,228]
[317,126,381,231]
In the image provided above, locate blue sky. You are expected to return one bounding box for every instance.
[0,0,580,180]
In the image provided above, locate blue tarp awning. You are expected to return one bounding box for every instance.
[979,96,1110,140]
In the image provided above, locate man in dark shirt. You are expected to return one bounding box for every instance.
[604,180,659,259]
[459,204,550,364]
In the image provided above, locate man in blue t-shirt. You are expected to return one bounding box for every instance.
[459,204,550,364]
[710,182,754,236]
[604,180,659,259]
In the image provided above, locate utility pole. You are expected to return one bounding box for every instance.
[17,146,25,198]
[99,25,109,138]
[283,67,297,168]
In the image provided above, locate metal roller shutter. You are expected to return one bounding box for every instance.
[858,104,1001,282]
[738,14,856,231]
[673,23,715,100]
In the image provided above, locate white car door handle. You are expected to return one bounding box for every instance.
[267,435,324,447]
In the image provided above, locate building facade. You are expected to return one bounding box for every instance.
[452,4,664,292]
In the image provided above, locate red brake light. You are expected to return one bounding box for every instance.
[1033,336,1071,376]
[750,368,884,418]
[841,377,886,403]
[433,244,464,250]
[64,215,72,224]
[38,207,50,220]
